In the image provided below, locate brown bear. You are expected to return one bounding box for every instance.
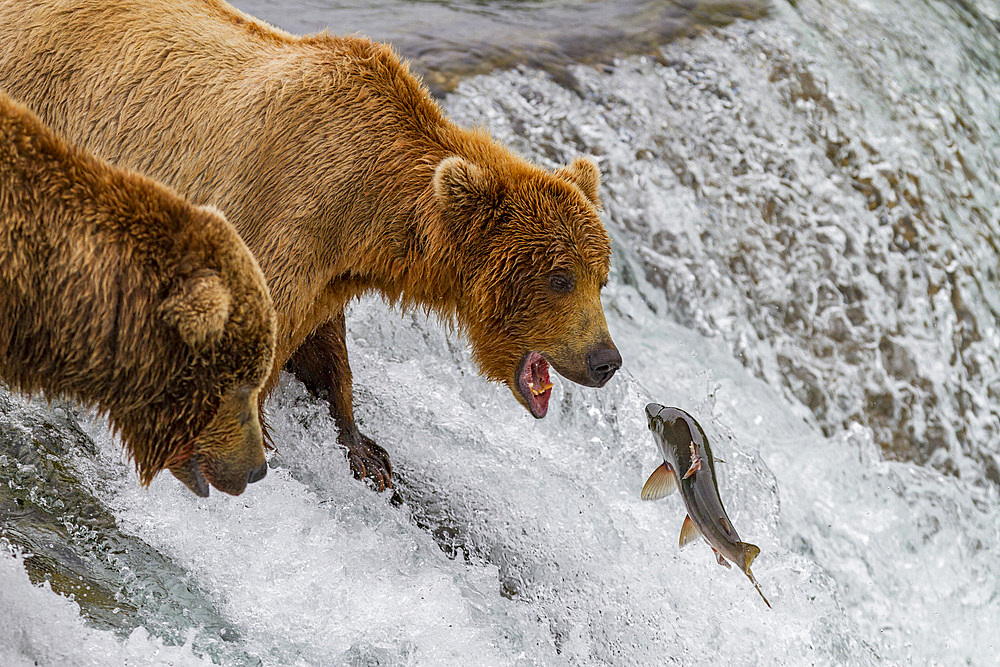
[0,0,622,491]
[0,90,277,497]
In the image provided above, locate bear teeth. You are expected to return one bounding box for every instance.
[529,382,553,396]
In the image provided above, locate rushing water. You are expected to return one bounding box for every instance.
[445,0,1000,483]
[3,0,1000,665]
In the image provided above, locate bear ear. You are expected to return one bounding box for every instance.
[160,272,232,349]
[555,157,601,206]
[433,156,498,210]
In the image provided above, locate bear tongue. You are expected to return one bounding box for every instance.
[532,388,551,417]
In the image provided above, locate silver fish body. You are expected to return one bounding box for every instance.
[642,403,770,608]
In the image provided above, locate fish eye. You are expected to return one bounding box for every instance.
[548,272,575,294]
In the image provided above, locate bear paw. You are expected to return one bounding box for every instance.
[341,429,393,492]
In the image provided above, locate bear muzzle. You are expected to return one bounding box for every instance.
[247,460,268,484]
[549,343,622,389]
[169,452,267,497]
[184,449,268,497]
[169,454,211,497]
[586,346,622,387]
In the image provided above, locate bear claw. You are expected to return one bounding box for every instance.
[342,430,392,492]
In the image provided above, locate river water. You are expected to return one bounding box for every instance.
[2,1,1000,665]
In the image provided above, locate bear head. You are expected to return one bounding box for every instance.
[433,154,621,419]
[156,210,276,497]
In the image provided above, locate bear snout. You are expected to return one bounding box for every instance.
[586,347,622,387]
[247,460,268,484]
[199,452,258,496]
[168,455,211,498]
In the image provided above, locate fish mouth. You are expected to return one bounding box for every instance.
[645,402,666,424]
[516,351,553,419]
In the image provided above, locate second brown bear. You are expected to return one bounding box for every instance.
[0,90,277,497]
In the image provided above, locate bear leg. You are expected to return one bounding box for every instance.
[286,312,393,491]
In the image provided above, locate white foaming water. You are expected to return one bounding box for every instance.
[3,287,998,664]
[446,0,1000,481]
[3,1,1000,665]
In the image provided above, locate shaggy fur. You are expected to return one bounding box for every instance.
[0,0,620,490]
[0,90,276,496]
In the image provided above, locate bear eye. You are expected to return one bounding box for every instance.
[548,272,575,294]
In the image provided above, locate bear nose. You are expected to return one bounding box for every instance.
[587,347,622,387]
[247,460,268,484]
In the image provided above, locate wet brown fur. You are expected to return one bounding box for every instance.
[0,0,617,486]
[0,91,276,495]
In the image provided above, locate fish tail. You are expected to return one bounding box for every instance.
[739,542,760,572]
[749,571,771,609]
[739,542,771,608]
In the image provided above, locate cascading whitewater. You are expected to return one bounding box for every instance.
[2,1,1000,665]
[447,0,1000,485]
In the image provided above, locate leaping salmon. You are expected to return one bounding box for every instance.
[642,403,771,608]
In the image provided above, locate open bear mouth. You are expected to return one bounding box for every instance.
[517,351,553,419]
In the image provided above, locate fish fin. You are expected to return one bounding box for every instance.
[641,463,677,501]
[739,543,771,608]
[740,542,761,572]
[713,548,732,569]
[678,514,701,548]
[749,574,771,609]
[683,443,702,479]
